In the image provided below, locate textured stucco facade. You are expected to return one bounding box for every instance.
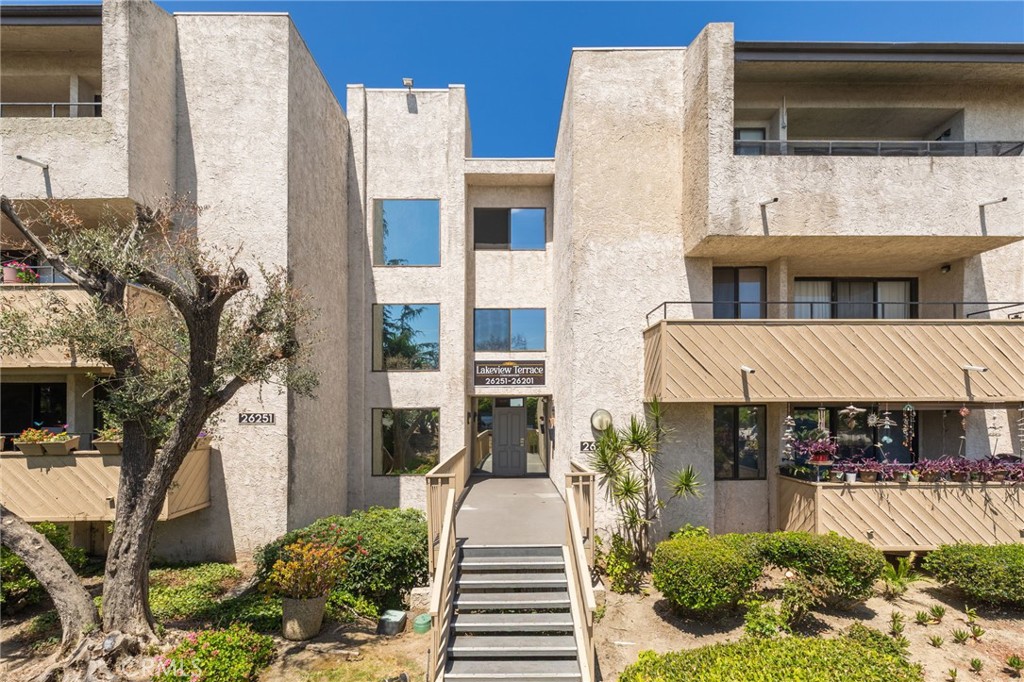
[2,1,1022,557]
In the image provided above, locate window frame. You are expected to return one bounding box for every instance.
[472,207,547,252]
[712,266,767,319]
[714,404,768,481]
[371,407,441,476]
[372,198,442,267]
[473,308,546,352]
[371,303,442,373]
[793,277,918,319]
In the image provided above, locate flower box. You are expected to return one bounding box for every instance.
[41,436,80,455]
[14,441,46,456]
[93,440,123,455]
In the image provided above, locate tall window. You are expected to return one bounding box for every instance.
[474,208,546,250]
[714,405,767,480]
[713,267,766,319]
[372,408,440,475]
[372,304,440,371]
[793,279,915,319]
[474,308,545,351]
[373,199,440,266]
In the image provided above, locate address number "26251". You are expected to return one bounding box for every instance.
[238,413,275,425]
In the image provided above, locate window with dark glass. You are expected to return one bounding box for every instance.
[712,267,766,319]
[473,208,546,251]
[1,382,67,449]
[793,278,915,320]
[793,405,916,463]
[373,199,440,266]
[372,304,440,371]
[714,405,766,480]
[372,408,440,475]
[474,308,545,351]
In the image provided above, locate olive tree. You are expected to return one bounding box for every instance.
[0,196,316,679]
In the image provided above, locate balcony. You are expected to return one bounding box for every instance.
[778,476,1024,552]
[0,445,211,523]
[734,140,1024,157]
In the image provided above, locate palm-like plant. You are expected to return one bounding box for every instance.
[591,399,702,566]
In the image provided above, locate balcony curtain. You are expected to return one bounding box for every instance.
[793,280,831,319]
[877,281,911,319]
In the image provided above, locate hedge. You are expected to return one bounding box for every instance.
[619,628,923,682]
[923,543,1024,607]
[254,507,428,610]
[651,536,762,618]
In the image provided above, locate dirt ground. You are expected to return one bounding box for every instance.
[594,578,1024,681]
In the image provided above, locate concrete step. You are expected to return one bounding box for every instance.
[458,572,567,590]
[460,544,564,558]
[459,556,565,572]
[454,590,570,611]
[445,658,582,681]
[448,634,577,658]
[452,612,574,633]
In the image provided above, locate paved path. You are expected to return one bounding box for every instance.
[457,476,565,546]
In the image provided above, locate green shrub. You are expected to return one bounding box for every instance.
[254,507,428,610]
[652,536,762,618]
[1,522,88,612]
[152,624,275,681]
[597,533,645,593]
[149,563,242,622]
[923,543,1024,607]
[742,599,788,639]
[326,589,380,622]
[619,630,923,682]
[752,531,885,603]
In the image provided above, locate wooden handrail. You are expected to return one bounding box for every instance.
[565,486,597,682]
[566,463,596,564]
[428,488,457,682]
[425,447,469,573]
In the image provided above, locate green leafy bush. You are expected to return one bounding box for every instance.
[620,629,923,682]
[751,531,885,603]
[1,522,88,612]
[596,533,645,593]
[149,563,242,622]
[201,594,282,633]
[152,624,275,682]
[923,543,1024,607]
[254,507,427,610]
[652,536,762,618]
[742,599,788,639]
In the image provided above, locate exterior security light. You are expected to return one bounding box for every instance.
[979,197,1007,207]
[962,365,989,373]
[590,409,613,431]
[940,264,952,274]
[402,77,414,91]
[741,365,756,374]
[15,155,48,170]
[758,197,779,207]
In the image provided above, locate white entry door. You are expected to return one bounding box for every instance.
[493,406,527,477]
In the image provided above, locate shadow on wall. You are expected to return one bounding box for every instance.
[153,447,236,563]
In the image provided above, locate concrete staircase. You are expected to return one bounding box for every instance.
[445,545,582,681]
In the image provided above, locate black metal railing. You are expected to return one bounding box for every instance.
[734,140,1024,157]
[645,301,1024,326]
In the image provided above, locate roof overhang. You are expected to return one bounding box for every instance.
[0,5,102,26]
[734,41,1024,64]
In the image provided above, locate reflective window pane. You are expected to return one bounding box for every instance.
[373,304,440,371]
[714,407,736,479]
[474,309,510,351]
[510,209,546,250]
[510,309,545,351]
[373,199,440,266]
[373,408,439,475]
[715,405,766,480]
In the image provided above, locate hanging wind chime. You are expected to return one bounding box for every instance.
[782,414,796,463]
[902,403,916,456]
[877,404,896,456]
[958,405,971,457]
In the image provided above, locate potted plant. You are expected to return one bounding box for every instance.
[918,457,950,483]
[40,429,80,454]
[13,427,52,455]
[856,459,884,483]
[93,425,124,455]
[908,468,920,483]
[2,260,38,284]
[829,461,848,483]
[264,540,348,641]
[949,458,972,483]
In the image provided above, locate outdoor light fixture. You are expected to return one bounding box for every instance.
[979,197,1007,207]
[940,264,952,274]
[962,365,989,373]
[15,154,48,170]
[402,77,413,91]
[741,365,756,374]
[590,409,613,431]
[758,197,779,207]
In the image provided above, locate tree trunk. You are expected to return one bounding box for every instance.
[0,505,99,653]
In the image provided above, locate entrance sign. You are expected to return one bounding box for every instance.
[474,360,546,386]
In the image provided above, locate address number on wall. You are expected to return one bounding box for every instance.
[238,413,275,425]
[580,441,596,452]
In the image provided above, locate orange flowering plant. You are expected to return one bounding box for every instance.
[263,540,348,599]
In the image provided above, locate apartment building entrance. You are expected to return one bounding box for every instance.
[473,396,549,477]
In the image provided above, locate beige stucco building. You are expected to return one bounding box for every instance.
[2,1,1022,560]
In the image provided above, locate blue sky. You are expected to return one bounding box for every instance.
[21,1,1024,156]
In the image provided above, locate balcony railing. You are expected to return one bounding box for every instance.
[0,102,101,118]
[734,140,1024,157]
[646,301,1024,326]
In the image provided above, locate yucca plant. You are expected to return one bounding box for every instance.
[591,399,702,566]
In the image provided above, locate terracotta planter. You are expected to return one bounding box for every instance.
[829,470,845,483]
[920,472,942,483]
[14,441,46,456]
[858,471,879,483]
[282,595,327,641]
[93,440,123,455]
[3,266,19,283]
[41,437,80,455]
[987,471,1007,483]
[951,472,970,483]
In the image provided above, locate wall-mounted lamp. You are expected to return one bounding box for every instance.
[962,364,989,373]
[590,409,613,431]
[940,264,952,274]
[979,197,1008,207]
[402,77,414,92]
[16,154,48,170]
[740,365,756,375]
[758,197,779,207]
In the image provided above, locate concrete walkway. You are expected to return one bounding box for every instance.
[457,476,566,546]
